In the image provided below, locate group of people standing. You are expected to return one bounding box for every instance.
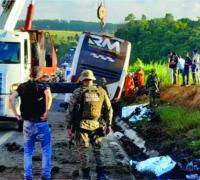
[9,68,113,180]
[168,49,200,86]
[124,66,145,97]
[8,62,162,180]
[124,66,160,107]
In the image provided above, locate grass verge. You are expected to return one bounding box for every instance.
[156,105,200,151]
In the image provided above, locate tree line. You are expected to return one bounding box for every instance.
[17,15,200,64]
[16,20,119,34]
[115,13,200,63]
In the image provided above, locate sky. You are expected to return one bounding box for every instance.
[0,0,200,23]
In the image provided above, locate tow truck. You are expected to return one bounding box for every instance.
[0,0,58,127]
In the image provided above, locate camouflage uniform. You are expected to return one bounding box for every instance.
[65,70,113,175]
[146,69,160,107]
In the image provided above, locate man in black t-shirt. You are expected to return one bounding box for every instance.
[9,67,52,180]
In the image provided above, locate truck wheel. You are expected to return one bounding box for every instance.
[17,121,23,132]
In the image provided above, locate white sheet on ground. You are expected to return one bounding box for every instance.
[130,156,176,177]
[121,104,149,122]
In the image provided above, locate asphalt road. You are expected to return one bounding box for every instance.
[0,94,135,180]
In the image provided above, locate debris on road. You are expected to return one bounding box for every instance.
[5,142,21,152]
[0,94,136,179]
[0,165,6,172]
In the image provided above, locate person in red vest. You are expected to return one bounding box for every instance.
[124,72,134,96]
[137,65,145,89]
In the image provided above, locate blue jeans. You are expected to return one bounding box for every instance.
[23,121,51,180]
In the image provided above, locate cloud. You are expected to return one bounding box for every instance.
[0,0,199,23]
[194,2,200,13]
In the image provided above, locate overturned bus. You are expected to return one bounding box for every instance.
[69,32,131,101]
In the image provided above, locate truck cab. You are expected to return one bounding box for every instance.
[0,30,31,118]
[0,29,58,120]
[0,1,58,130]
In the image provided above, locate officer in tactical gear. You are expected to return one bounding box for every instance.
[65,70,113,180]
[146,69,160,108]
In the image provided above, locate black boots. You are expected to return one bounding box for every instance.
[82,167,91,180]
[96,166,111,180]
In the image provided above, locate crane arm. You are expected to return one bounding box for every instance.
[24,0,35,30]
[0,0,26,31]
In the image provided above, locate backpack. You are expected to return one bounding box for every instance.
[18,80,47,120]
[80,86,104,120]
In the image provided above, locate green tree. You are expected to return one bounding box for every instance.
[141,14,147,21]
[115,13,200,63]
[125,13,136,23]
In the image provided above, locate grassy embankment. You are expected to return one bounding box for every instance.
[156,105,200,151]
[129,60,200,152]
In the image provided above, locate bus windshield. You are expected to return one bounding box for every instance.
[0,42,20,64]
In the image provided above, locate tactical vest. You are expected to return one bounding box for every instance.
[80,86,104,120]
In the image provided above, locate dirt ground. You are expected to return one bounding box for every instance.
[160,85,200,108]
[134,85,200,156]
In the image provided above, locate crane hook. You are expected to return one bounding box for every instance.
[97,1,106,27]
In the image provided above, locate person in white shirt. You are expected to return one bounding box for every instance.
[192,49,200,84]
[177,55,185,85]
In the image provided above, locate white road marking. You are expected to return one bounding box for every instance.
[0,131,15,146]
